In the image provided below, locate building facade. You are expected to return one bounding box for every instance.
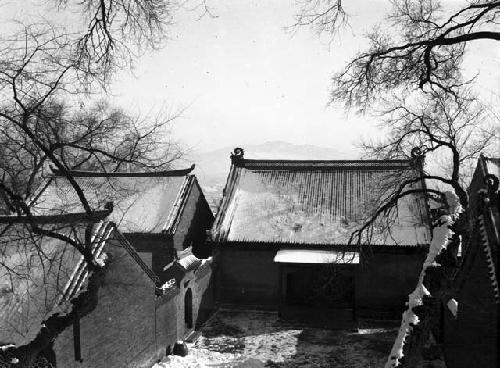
[210,149,431,324]
[1,167,216,367]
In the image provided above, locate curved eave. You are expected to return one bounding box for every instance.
[211,162,242,238]
[162,175,196,234]
[51,164,195,177]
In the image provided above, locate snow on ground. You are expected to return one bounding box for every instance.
[153,310,399,368]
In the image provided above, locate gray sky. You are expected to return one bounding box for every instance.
[2,0,498,156]
[110,0,390,155]
[110,0,499,155]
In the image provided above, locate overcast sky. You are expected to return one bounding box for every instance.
[2,0,498,157]
[110,0,390,155]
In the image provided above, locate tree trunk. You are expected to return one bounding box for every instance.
[1,267,106,368]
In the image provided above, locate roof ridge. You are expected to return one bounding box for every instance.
[163,175,195,234]
[51,164,195,178]
[240,158,410,164]
[233,159,414,171]
[112,228,162,286]
[0,209,112,224]
[211,164,243,241]
[58,221,113,303]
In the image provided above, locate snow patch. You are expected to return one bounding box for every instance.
[274,249,359,264]
[95,252,108,267]
[385,192,463,368]
[446,298,458,317]
[220,170,429,245]
[152,310,397,368]
[201,257,213,266]
[153,350,265,368]
[444,192,462,217]
[159,279,176,292]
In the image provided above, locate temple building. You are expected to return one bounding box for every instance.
[0,166,216,367]
[209,148,431,325]
[36,166,214,278]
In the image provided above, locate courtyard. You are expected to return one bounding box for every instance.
[153,310,400,368]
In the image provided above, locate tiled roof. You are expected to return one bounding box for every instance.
[212,155,430,246]
[0,218,161,346]
[178,254,202,272]
[163,175,197,235]
[0,221,109,345]
[57,221,113,303]
[484,156,500,178]
[34,169,195,234]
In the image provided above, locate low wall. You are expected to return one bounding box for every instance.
[155,288,181,361]
[355,249,426,318]
[54,239,161,368]
[442,225,499,368]
[194,262,216,328]
[175,260,216,338]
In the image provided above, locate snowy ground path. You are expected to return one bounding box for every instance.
[153,310,399,368]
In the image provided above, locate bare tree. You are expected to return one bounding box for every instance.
[293,0,500,255]
[51,0,175,83]
[344,88,497,256]
[294,2,499,365]
[295,0,500,108]
[0,17,183,367]
[0,219,111,367]
[291,0,348,36]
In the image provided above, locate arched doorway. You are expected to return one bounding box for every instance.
[184,288,193,330]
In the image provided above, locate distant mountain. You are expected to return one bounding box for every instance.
[188,141,356,212]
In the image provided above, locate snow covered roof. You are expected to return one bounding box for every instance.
[0,217,161,345]
[34,167,197,234]
[178,254,203,272]
[211,152,430,246]
[0,220,111,345]
[484,156,500,178]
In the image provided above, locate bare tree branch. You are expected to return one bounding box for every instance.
[295,0,500,107]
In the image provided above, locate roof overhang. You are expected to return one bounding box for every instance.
[0,209,112,224]
[273,249,359,264]
[51,164,195,177]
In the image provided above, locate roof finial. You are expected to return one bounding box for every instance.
[230,147,245,165]
[410,146,427,158]
[479,174,499,209]
[410,146,427,169]
[484,174,499,198]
